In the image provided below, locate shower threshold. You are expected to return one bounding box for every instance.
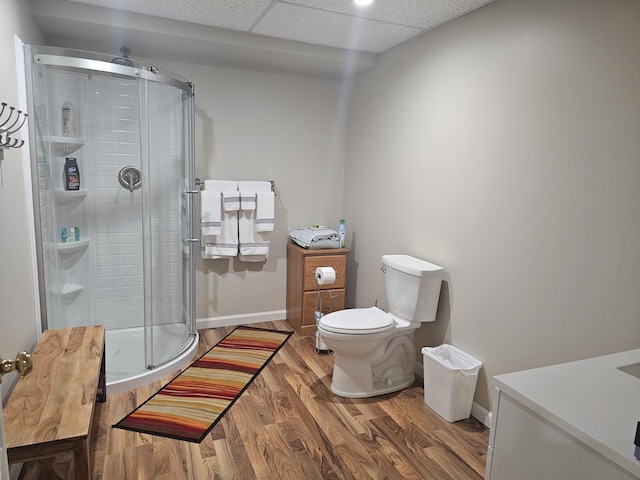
[105,323,199,395]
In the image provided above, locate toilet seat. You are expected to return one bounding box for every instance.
[319,307,394,335]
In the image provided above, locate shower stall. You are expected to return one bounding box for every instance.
[25,45,199,394]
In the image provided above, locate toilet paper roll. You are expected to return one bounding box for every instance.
[315,266,336,285]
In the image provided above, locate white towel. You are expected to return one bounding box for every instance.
[256,191,275,232]
[200,190,221,236]
[201,211,238,259]
[222,191,240,211]
[238,180,272,193]
[240,191,256,211]
[201,180,239,259]
[238,210,269,262]
[204,179,237,192]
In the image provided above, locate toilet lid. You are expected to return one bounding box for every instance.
[319,306,394,334]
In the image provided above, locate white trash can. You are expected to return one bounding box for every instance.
[421,344,482,422]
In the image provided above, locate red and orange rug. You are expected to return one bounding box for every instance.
[113,326,293,442]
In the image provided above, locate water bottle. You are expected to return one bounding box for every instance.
[338,219,346,248]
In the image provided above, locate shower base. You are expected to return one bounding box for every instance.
[106,323,199,395]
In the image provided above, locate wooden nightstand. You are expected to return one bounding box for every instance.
[286,241,348,336]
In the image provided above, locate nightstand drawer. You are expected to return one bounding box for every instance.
[302,289,346,327]
[302,255,346,290]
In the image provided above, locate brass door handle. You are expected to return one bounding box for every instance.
[0,351,33,383]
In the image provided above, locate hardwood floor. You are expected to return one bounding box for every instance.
[19,321,489,480]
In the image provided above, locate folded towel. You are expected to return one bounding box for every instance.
[288,227,340,249]
[239,210,269,261]
[305,238,341,249]
[200,190,222,236]
[256,191,275,232]
[201,211,238,259]
[222,191,240,211]
[240,191,256,211]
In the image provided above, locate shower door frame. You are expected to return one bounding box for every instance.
[25,45,197,377]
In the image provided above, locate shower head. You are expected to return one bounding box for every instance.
[111,46,135,67]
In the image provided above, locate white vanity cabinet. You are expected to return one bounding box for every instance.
[486,350,640,480]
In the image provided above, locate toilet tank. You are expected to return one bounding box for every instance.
[382,255,443,322]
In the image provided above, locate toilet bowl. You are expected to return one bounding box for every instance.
[318,254,443,398]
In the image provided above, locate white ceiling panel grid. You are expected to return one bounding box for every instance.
[253,3,424,52]
[62,0,495,53]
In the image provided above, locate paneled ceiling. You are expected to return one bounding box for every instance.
[61,0,494,53]
[29,0,495,77]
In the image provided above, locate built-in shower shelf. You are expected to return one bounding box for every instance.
[51,136,84,156]
[58,283,83,302]
[56,239,89,256]
[54,189,88,205]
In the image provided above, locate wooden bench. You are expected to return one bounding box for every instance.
[3,325,106,480]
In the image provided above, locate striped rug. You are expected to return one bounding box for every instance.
[113,326,293,442]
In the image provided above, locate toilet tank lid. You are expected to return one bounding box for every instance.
[382,255,443,277]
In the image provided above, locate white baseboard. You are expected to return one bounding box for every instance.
[471,402,492,428]
[196,310,287,330]
[415,360,492,429]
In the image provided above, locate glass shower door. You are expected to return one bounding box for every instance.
[143,76,196,371]
[26,46,198,389]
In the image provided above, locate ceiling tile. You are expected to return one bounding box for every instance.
[286,0,496,29]
[65,0,273,30]
[253,2,423,53]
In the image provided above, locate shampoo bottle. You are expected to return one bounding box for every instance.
[63,157,80,190]
[338,219,346,248]
[61,101,75,137]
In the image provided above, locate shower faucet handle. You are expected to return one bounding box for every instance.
[118,166,142,192]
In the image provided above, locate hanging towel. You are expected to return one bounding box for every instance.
[201,211,238,259]
[204,179,237,192]
[239,182,265,213]
[238,210,269,262]
[240,191,256,211]
[222,191,240,211]
[238,180,272,193]
[200,190,222,236]
[256,191,275,232]
[201,180,239,259]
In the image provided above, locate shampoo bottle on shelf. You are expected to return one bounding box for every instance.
[338,219,346,248]
[61,101,75,137]
[63,157,80,190]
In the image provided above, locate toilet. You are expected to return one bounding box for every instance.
[318,254,443,398]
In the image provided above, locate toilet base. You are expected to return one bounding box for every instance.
[330,374,415,398]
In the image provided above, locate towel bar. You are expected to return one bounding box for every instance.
[195,178,277,195]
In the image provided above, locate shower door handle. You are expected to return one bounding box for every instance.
[184,186,200,244]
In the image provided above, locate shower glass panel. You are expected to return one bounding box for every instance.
[26,46,198,392]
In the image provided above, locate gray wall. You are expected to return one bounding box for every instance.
[345,0,640,410]
[157,59,347,321]
[0,0,43,400]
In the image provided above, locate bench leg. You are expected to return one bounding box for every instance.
[73,440,90,480]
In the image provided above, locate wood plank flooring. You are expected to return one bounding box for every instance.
[18,321,489,480]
